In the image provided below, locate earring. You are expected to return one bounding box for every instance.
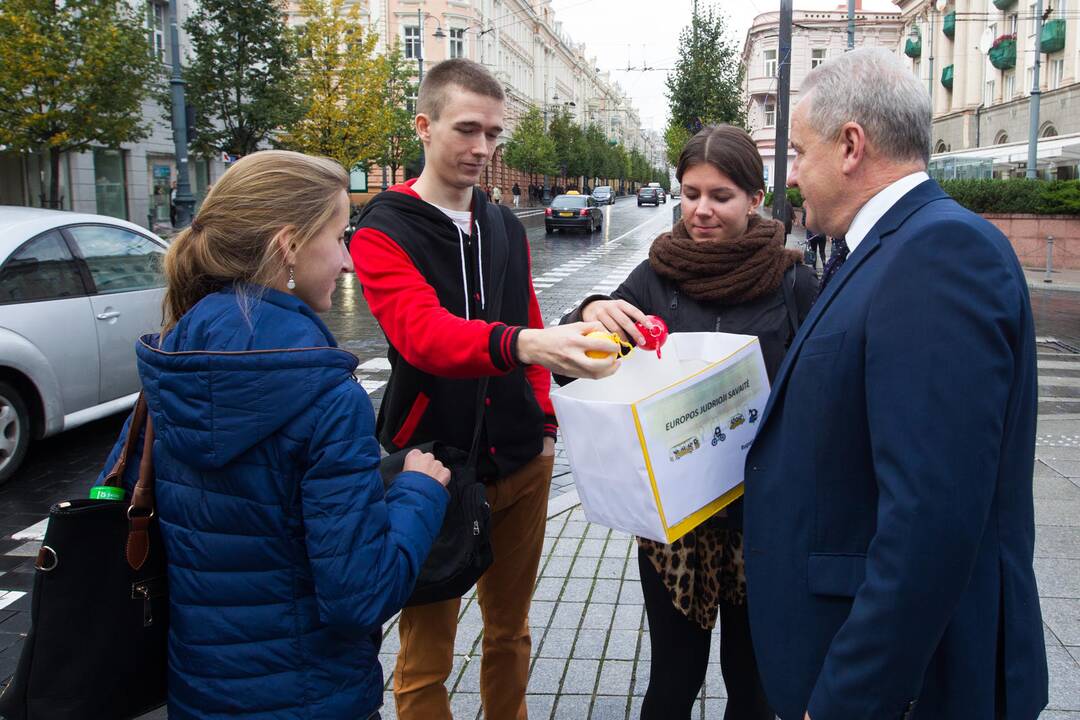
[287,266,296,290]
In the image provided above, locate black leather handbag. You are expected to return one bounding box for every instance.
[0,397,168,720]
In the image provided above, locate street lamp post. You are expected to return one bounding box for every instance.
[415,11,445,173]
[168,0,194,229]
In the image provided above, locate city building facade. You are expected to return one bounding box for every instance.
[0,0,226,231]
[894,0,1080,179]
[358,0,646,194]
[740,2,905,191]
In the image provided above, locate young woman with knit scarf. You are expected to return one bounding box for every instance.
[561,125,818,719]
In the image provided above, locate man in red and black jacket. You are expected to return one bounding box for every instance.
[351,59,616,720]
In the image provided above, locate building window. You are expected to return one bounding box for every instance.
[1004,71,1015,99]
[1009,13,1018,35]
[148,2,167,63]
[449,28,465,59]
[984,80,996,106]
[1028,3,1037,34]
[1041,123,1058,138]
[93,148,127,221]
[404,26,421,59]
[763,100,776,127]
[811,48,827,69]
[995,130,1009,144]
[764,49,777,77]
[935,140,947,154]
[406,95,417,116]
[1049,58,1064,89]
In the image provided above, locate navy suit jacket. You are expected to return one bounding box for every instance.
[744,180,1049,720]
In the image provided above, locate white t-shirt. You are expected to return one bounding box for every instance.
[432,203,472,236]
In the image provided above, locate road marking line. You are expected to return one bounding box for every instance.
[12,519,48,541]
[361,380,386,393]
[0,592,25,610]
[358,358,391,371]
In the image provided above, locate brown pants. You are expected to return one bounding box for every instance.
[393,453,553,720]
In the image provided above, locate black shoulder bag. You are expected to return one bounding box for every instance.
[0,396,168,720]
[378,387,493,607]
[376,202,514,608]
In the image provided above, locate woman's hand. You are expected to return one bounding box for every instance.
[581,299,651,346]
[403,449,451,488]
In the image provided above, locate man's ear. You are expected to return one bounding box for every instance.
[273,226,297,267]
[839,122,867,175]
[415,113,432,145]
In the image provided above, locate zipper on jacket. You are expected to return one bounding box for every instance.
[669,290,679,311]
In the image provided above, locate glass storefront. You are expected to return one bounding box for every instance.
[93,148,128,219]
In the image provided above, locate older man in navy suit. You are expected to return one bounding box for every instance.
[744,48,1048,720]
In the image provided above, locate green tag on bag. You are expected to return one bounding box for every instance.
[89,485,125,501]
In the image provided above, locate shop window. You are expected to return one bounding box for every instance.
[93,148,128,220]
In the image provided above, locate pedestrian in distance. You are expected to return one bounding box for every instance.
[491,184,502,204]
[803,206,826,272]
[512,182,521,208]
[351,58,620,720]
[743,48,1048,720]
[559,125,818,720]
[96,150,452,720]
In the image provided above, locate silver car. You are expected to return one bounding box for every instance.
[0,207,168,483]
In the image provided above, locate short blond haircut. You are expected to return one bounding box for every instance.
[417,59,505,120]
[161,150,348,335]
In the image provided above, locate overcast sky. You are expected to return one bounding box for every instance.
[551,0,898,132]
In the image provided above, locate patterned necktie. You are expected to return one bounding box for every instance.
[817,236,850,299]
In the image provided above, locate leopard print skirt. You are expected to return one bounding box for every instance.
[638,519,746,632]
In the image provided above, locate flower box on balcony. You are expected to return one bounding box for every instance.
[943,11,956,39]
[988,35,1017,69]
[1040,19,1066,53]
[905,36,922,57]
[993,0,1016,9]
[941,64,954,90]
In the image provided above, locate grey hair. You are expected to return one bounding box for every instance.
[801,47,931,166]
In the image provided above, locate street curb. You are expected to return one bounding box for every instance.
[1028,278,1080,293]
[547,487,581,519]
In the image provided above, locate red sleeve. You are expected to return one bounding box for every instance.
[522,237,558,438]
[352,228,523,378]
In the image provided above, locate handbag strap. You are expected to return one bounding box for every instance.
[125,404,157,571]
[101,394,148,488]
[781,265,800,346]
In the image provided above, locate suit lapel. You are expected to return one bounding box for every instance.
[756,179,950,431]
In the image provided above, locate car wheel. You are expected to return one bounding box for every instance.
[637,202,642,207]
[0,382,30,485]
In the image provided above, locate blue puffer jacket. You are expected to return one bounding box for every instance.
[98,286,448,719]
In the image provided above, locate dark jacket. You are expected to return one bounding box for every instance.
[561,256,818,526]
[98,287,448,719]
[353,181,555,479]
[745,180,1048,719]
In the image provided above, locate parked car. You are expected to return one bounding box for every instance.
[637,187,661,207]
[545,194,604,234]
[648,182,667,203]
[591,186,615,205]
[0,207,169,483]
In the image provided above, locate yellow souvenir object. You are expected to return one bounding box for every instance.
[585,331,633,359]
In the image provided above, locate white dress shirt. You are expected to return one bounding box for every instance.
[844,171,929,253]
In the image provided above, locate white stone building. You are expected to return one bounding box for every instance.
[894,0,1080,178]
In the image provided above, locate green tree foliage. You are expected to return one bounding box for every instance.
[666,3,746,134]
[184,0,300,157]
[279,0,388,172]
[664,121,691,167]
[375,44,421,183]
[548,108,588,180]
[0,0,159,207]
[503,106,557,179]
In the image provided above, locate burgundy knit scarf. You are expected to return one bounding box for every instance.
[648,214,802,303]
